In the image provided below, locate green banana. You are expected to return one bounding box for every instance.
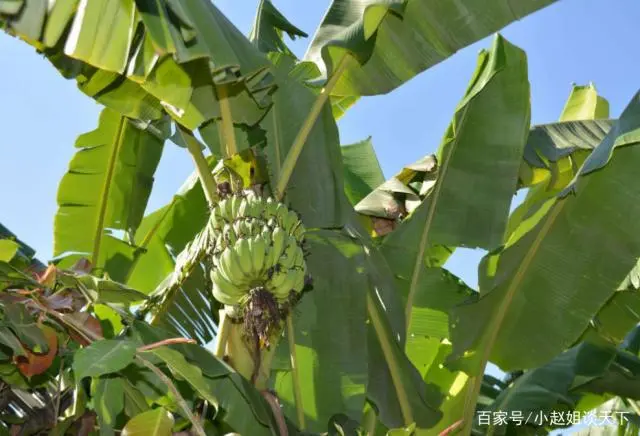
[211,269,244,305]
[234,238,254,280]
[274,269,300,301]
[292,268,305,293]
[270,228,287,266]
[207,192,309,328]
[268,269,289,298]
[250,236,267,276]
[275,204,288,228]
[284,209,299,233]
[280,236,300,269]
[219,248,246,286]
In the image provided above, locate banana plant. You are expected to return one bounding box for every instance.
[3,0,640,435]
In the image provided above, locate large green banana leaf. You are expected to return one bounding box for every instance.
[570,398,640,436]
[341,137,386,206]
[449,89,640,374]
[304,0,559,98]
[259,54,351,229]
[249,0,308,57]
[0,0,274,131]
[53,108,169,281]
[484,341,640,434]
[272,229,369,431]
[363,241,447,431]
[578,263,640,346]
[0,223,44,271]
[380,35,529,342]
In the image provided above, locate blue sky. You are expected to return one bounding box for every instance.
[1,0,640,293]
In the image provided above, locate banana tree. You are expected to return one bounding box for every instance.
[2,0,640,435]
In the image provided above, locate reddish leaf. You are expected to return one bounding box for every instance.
[42,289,85,312]
[15,325,58,377]
[67,313,103,345]
[77,412,96,436]
[71,258,93,274]
[37,265,57,287]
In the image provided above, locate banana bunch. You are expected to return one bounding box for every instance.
[208,191,307,308]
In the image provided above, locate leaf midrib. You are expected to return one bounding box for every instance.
[463,198,566,432]
[404,105,471,331]
[91,117,128,266]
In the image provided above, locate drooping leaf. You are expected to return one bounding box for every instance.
[304,0,559,99]
[449,89,640,373]
[57,270,148,305]
[484,342,640,433]
[92,376,125,436]
[249,0,308,57]
[124,162,216,343]
[15,325,58,377]
[130,322,276,435]
[509,84,611,245]
[341,137,385,206]
[272,229,369,431]
[121,408,173,436]
[520,83,612,190]
[376,36,529,365]
[0,327,26,357]
[53,108,169,279]
[366,278,443,430]
[73,339,137,380]
[0,240,19,263]
[0,223,45,271]
[2,303,48,353]
[1,0,276,129]
[145,346,221,407]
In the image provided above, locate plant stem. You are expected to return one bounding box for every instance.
[286,314,305,429]
[137,337,196,352]
[217,85,238,157]
[179,126,218,207]
[136,355,206,436]
[214,310,231,359]
[274,55,351,200]
[366,289,414,426]
[261,390,289,436]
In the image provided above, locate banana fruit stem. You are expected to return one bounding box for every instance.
[214,310,232,359]
[287,314,305,429]
[181,126,218,207]
[217,85,238,157]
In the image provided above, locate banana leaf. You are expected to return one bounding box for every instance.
[341,137,386,206]
[125,161,217,343]
[304,0,559,99]
[0,0,275,130]
[449,89,640,373]
[53,108,169,281]
[484,342,640,434]
[249,0,308,57]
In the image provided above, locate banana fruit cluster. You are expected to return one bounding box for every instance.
[208,191,307,307]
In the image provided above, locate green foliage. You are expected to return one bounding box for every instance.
[2,1,640,435]
[73,340,137,380]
